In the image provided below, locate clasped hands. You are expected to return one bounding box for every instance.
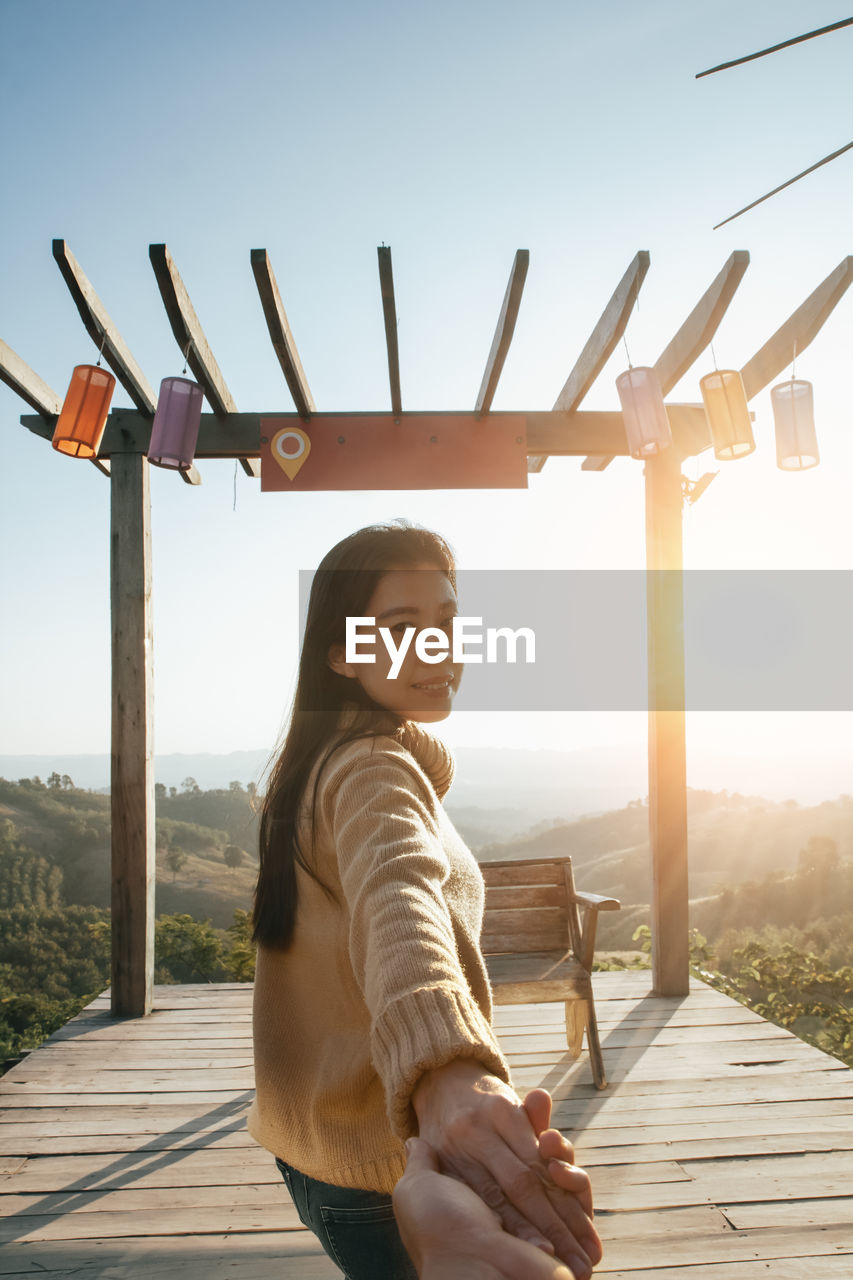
[401,1059,602,1279]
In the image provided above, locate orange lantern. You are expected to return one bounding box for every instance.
[698,369,755,460]
[52,364,116,458]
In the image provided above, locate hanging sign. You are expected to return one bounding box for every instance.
[260,413,528,491]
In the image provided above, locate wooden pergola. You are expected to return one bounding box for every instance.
[3,241,851,1015]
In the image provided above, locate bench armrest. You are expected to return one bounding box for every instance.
[572,891,621,913]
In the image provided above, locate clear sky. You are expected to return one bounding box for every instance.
[1,0,851,797]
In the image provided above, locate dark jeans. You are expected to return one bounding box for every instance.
[275,1156,419,1280]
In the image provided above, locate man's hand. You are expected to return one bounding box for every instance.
[411,1061,601,1278]
[393,1136,582,1280]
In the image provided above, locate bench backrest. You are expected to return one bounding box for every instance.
[479,855,579,955]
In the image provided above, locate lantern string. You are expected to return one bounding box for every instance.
[710,341,719,371]
[182,339,192,376]
[622,334,633,370]
[96,330,107,368]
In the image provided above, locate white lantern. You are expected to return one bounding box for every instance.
[771,379,819,471]
[615,366,672,458]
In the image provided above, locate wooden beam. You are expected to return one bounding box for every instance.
[713,141,853,231]
[238,457,261,478]
[475,250,529,415]
[740,256,853,399]
[0,338,61,415]
[178,463,202,485]
[110,452,155,1017]
[148,244,236,416]
[654,251,750,394]
[52,240,157,415]
[377,246,402,416]
[645,446,689,997]
[531,251,651,474]
[22,404,714,459]
[250,249,315,420]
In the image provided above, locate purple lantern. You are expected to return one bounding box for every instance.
[148,376,204,469]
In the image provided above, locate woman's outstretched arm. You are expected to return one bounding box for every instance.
[329,747,600,1275]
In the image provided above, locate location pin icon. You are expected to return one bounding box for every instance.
[271,427,311,480]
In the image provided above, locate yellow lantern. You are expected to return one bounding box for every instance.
[699,369,754,460]
[52,364,116,458]
[771,379,819,471]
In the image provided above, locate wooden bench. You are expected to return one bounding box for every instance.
[479,855,621,1089]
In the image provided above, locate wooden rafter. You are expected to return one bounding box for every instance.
[250,249,315,420]
[53,240,157,415]
[0,337,61,416]
[529,251,650,474]
[654,251,750,394]
[149,244,255,478]
[696,17,853,78]
[148,244,235,414]
[475,250,529,415]
[740,256,853,398]
[377,246,402,416]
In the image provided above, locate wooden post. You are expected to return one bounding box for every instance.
[110,452,155,1016]
[645,445,690,995]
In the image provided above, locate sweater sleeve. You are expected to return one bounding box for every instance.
[327,747,510,1139]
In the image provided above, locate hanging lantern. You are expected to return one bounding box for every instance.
[699,369,755,460]
[615,366,672,458]
[51,364,116,458]
[147,376,204,469]
[771,379,819,471]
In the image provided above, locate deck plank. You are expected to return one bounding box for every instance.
[1,975,852,1276]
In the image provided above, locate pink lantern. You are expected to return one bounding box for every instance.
[615,366,672,458]
[771,379,819,471]
[147,376,204,469]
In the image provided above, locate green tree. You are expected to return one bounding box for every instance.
[154,913,226,983]
[798,835,840,876]
[224,909,256,981]
[223,845,244,874]
[165,847,188,880]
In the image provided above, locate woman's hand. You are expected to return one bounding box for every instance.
[393,1135,580,1280]
[411,1060,602,1279]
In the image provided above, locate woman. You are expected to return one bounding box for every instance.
[247,519,601,1280]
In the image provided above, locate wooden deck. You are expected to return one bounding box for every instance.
[1,973,852,1278]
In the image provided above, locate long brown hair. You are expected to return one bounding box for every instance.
[252,519,457,949]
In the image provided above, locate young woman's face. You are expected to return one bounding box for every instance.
[328,562,461,723]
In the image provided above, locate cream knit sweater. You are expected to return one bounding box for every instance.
[246,716,511,1193]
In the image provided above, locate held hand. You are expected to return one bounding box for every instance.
[524,1087,594,1219]
[393,1135,578,1280]
[411,1061,602,1279]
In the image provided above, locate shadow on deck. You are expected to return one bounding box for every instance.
[1,974,852,1278]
